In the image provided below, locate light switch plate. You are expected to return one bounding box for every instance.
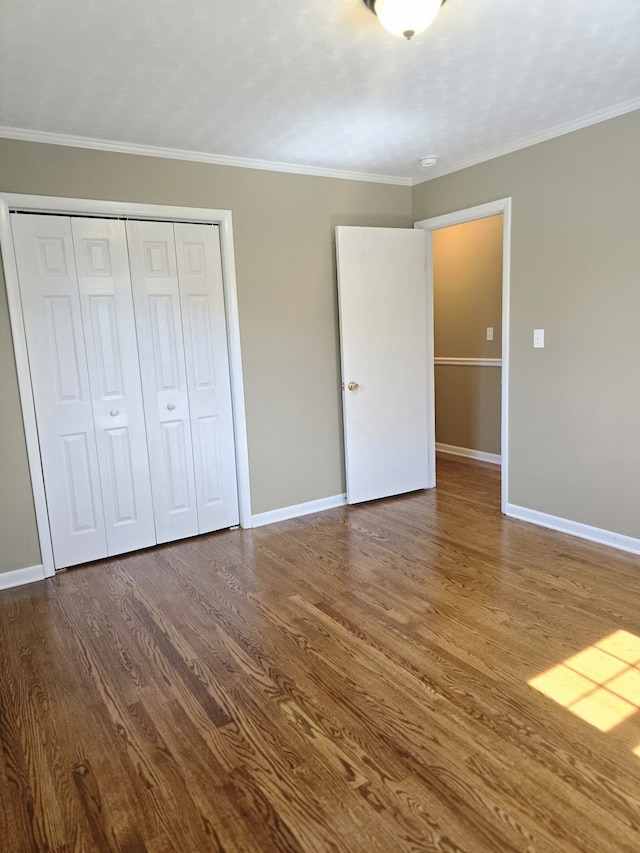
[533,329,544,348]
[486,327,494,341]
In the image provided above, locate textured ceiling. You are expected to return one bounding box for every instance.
[1,0,639,183]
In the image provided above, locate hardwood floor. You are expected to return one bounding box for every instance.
[1,458,640,852]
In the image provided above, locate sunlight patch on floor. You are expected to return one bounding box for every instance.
[528,630,640,738]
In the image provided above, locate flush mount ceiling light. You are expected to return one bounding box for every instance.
[364,0,447,40]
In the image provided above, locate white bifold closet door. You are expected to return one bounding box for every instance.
[11,214,156,567]
[11,213,239,570]
[126,220,239,543]
[173,222,239,535]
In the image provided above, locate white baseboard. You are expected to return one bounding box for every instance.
[0,564,46,591]
[506,504,640,556]
[436,443,501,466]
[252,494,347,528]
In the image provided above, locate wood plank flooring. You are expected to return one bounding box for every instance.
[1,458,640,852]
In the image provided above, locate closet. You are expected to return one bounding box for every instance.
[11,213,239,570]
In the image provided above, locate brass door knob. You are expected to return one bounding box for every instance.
[347,381,360,391]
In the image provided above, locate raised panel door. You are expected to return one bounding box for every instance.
[11,214,108,568]
[174,223,239,532]
[126,220,198,543]
[72,218,156,556]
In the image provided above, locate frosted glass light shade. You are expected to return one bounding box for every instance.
[374,0,442,39]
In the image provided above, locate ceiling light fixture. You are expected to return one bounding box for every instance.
[364,0,447,40]
[419,156,438,168]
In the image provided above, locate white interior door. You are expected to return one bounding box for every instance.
[127,220,199,544]
[71,217,156,555]
[336,226,434,504]
[11,214,108,567]
[174,223,239,531]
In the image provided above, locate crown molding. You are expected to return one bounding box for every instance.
[2,95,638,189]
[0,126,411,187]
[410,97,640,185]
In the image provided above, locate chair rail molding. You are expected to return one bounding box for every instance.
[434,357,502,367]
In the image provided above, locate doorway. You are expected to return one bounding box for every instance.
[432,214,503,463]
[415,198,511,513]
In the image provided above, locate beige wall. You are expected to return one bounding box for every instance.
[433,216,503,359]
[414,110,640,537]
[434,365,501,456]
[0,138,412,573]
[433,215,502,454]
[3,108,639,573]
[0,264,40,570]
